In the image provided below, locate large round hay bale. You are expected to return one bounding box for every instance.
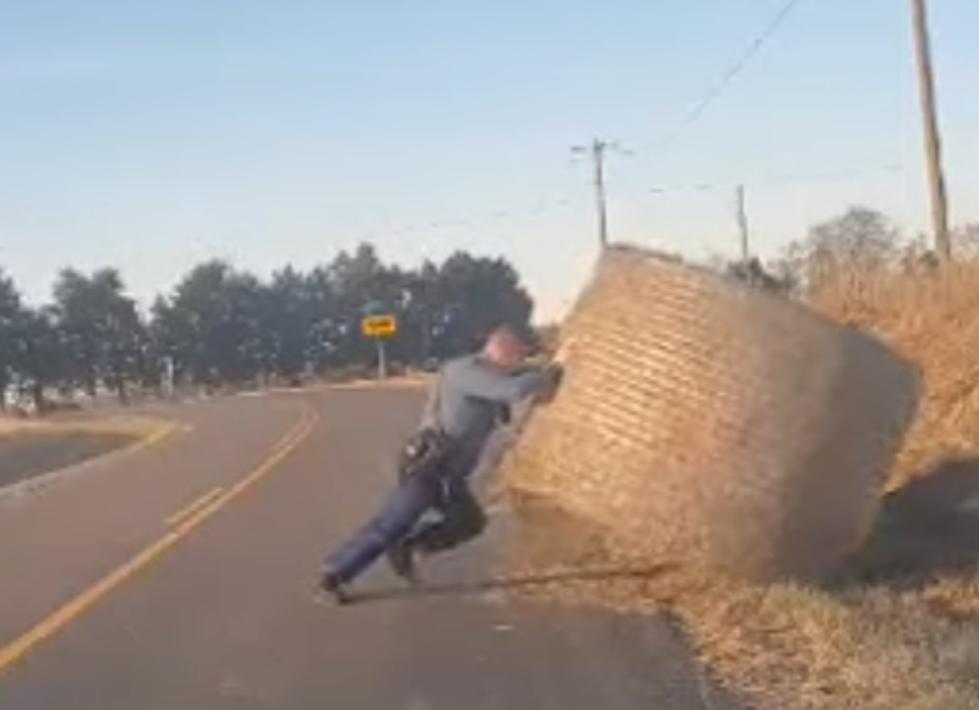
[505,246,920,582]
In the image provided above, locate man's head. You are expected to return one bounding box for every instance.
[481,324,530,369]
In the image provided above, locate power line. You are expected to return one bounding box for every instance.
[643,0,806,155]
[357,193,577,244]
[647,163,902,195]
[358,1,807,251]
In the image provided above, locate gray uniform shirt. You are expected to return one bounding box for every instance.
[421,354,552,476]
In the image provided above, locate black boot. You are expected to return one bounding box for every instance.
[385,540,418,584]
[318,570,352,605]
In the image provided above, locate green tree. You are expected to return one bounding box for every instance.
[309,245,534,370]
[13,307,66,412]
[101,290,145,404]
[52,268,144,401]
[52,269,97,396]
[397,260,441,366]
[0,271,23,410]
[304,266,342,373]
[431,252,535,358]
[3,243,539,399]
[326,243,398,368]
[149,295,185,388]
[161,261,266,387]
[261,266,315,382]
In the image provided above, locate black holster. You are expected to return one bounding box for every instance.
[397,428,455,485]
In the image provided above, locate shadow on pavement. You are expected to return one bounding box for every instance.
[351,564,674,605]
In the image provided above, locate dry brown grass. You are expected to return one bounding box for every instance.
[504,260,979,709]
[675,582,979,709]
[506,496,979,709]
[0,414,166,440]
[812,262,979,490]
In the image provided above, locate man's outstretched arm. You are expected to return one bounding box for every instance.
[454,360,559,404]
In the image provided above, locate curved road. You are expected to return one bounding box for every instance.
[0,386,730,709]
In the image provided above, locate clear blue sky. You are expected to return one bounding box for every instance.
[2,1,978,319]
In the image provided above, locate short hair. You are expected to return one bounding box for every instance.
[482,324,530,357]
[486,323,520,341]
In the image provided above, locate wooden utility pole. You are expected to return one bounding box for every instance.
[591,139,609,249]
[736,184,750,262]
[910,0,951,261]
[573,139,611,249]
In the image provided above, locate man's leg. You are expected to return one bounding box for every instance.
[407,480,487,555]
[324,473,436,586]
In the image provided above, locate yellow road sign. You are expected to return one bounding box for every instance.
[362,314,397,338]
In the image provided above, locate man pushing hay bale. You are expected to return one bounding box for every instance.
[503,245,920,583]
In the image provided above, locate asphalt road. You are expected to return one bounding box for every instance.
[0,386,729,709]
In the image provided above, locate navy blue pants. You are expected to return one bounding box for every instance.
[325,473,487,584]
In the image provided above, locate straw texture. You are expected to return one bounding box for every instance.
[504,246,921,582]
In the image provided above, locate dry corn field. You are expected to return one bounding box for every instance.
[503,253,979,709]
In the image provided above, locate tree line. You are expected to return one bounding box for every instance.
[0,244,534,412]
[724,206,979,295]
[7,206,972,413]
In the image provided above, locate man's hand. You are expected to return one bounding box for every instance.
[533,364,564,404]
[551,337,578,366]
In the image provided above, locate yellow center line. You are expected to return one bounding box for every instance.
[126,421,181,455]
[0,405,319,674]
[164,486,225,527]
